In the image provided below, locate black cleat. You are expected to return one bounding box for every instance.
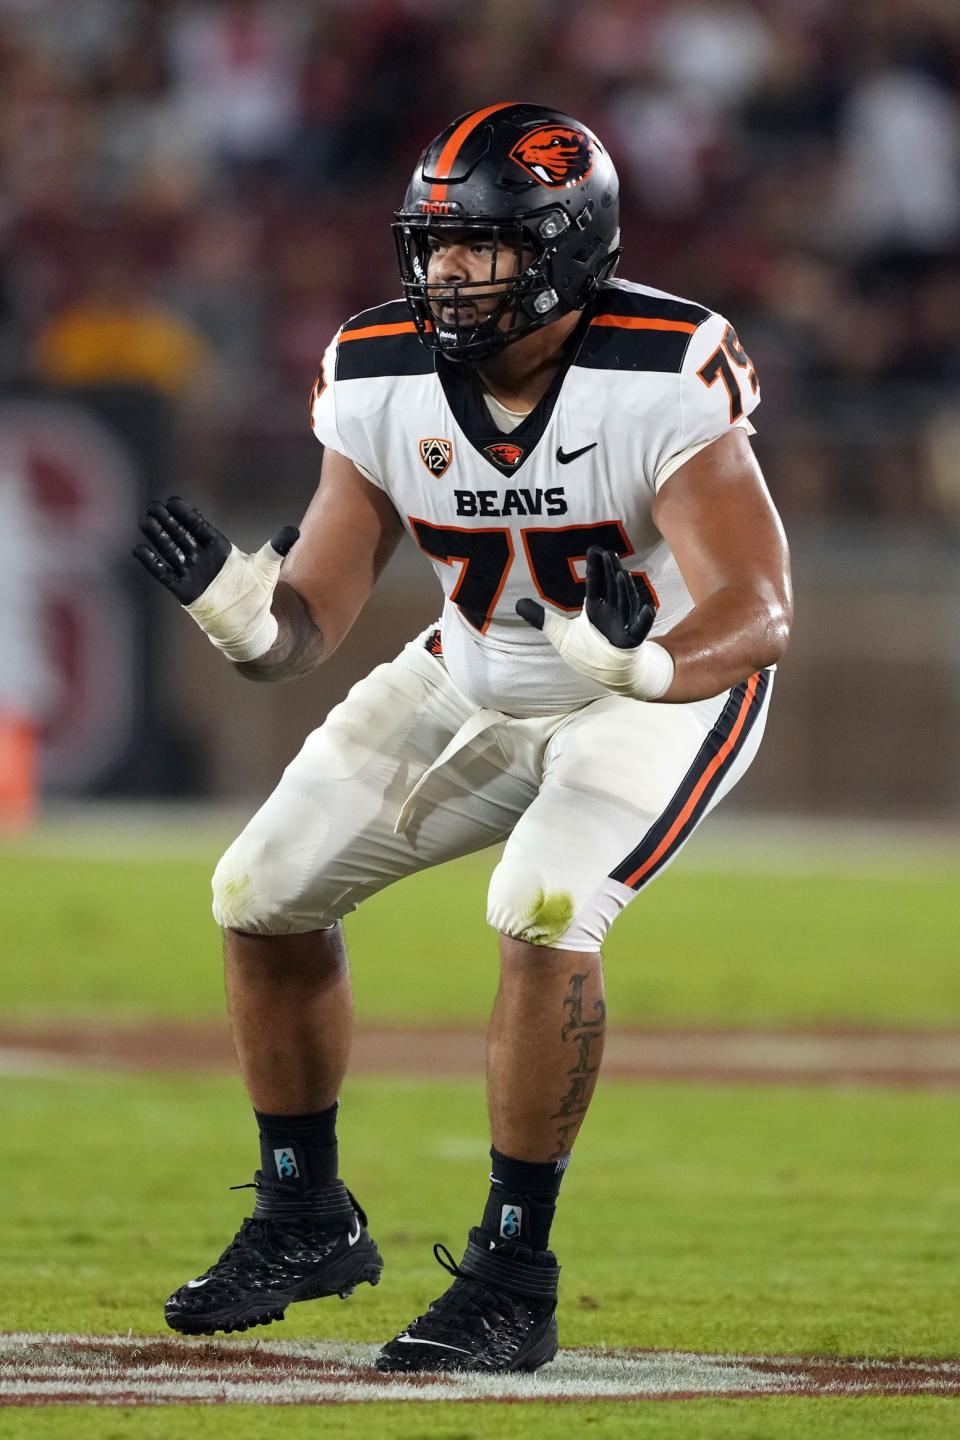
[165,1180,382,1336]
[375,1227,559,1374]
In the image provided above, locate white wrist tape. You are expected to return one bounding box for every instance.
[539,607,675,700]
[183,542,284,663]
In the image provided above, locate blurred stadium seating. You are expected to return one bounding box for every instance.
[0,0,957,817]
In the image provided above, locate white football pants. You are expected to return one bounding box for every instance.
[212,625,772,952]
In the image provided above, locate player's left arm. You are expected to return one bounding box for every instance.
[516,428,791,702]
[649,425,793,701]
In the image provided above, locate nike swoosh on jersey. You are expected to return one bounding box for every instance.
[556,443,598,464]
[394,1335,472,1354]
[347,1218,362,1247]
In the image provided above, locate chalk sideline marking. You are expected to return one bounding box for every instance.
[3,1024,960,1088]
[2,1334,958,1405]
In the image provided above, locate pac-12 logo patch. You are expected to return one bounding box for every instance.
[484,441,525,467]
[509,126,594,188]
[419,437,454,477]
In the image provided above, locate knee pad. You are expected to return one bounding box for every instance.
[212,828,331,935]
[212,833,279,934]
[487,858,578,949]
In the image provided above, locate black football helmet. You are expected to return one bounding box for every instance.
[393,102,620,362]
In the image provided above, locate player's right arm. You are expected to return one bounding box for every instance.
[134,447,404,683]
[245,446,404,681]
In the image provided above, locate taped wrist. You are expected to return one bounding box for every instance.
[183,541,283,662]
[541,608,675,701]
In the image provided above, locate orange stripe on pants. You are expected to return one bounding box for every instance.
[622,673,760,889]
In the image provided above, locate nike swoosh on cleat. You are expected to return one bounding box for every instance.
[347,1218,362,1247]
[394,1335,472,1354]
[185,1278,210,1289]
[556,443,597,464]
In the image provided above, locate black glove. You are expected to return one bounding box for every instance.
[584,545,655,648]
[517,546,655,649]
[133,496,299,605]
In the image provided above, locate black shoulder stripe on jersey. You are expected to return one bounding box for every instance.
[596,289,711,328]
[576,286,712,373]
[336,333,434,381]
[574,325,691,374]
[334,299,435,381]
[341,299,412,334]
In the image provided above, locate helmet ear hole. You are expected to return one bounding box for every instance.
[573,241,601,265]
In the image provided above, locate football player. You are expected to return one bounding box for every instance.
[135,102,792,1373]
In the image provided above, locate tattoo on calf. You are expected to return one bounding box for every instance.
[550,972,606,1158]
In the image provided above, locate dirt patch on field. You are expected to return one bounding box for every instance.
[2,1334,958,1405]
[1,1022,959,1087]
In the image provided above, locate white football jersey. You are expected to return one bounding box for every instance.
[310,277,760,718]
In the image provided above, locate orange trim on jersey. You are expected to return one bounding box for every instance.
[622,673,760,889]
[484,530,516,629]
[589,315,698,334]
[429,101,519,201]
[407,516,514,636]
[520,521,661,613]
[340,321,426,343]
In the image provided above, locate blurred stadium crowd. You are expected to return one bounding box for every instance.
[1,0,959,822]
[1,0,958,528]
[1,0,960,529]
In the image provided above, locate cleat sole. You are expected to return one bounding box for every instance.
[165,1243,384,1337]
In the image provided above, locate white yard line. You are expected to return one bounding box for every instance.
[1,1334,957,1406]
[0,1049,76,1077]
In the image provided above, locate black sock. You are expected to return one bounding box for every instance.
[479,1146,570,1253]
[255,1103,339,1190]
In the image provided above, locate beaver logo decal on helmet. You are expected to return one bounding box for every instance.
[508,126,593,188]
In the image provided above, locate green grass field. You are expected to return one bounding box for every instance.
[1,821,958,1437]
[5,1397,959,1440]
[2,838,958,1027]
[3,1071,957,1352]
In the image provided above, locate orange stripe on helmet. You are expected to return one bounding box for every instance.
[590,315,698,334]
[622,673,760,889]
[430,101,519,201]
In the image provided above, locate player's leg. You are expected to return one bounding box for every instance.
[377,671,771,1373]
[480,937,606,1365]
[491,669,774,954]
[225,926,350,1116]
[487,939,603,1163]
[375,937,601,1376]
[166,633,531,1337]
